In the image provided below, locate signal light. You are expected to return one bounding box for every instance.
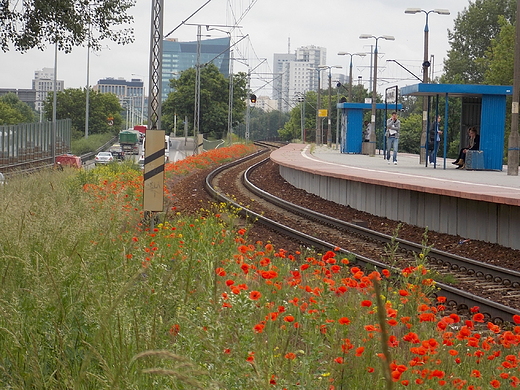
[250,94,257,103]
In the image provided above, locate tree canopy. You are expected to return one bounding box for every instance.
[483,15,515,85]
[0,0,135,53]
[443,0,516,84]
[43,88,123,137]
[162,63,248,139]
[0,92,38,124]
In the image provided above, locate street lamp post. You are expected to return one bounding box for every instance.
[405,8,450,163]
[337,52,366,102]
[315,68,322,145]
[359,34,395,156]
[318,65,342,147]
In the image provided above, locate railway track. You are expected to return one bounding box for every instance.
[205,142,520,324]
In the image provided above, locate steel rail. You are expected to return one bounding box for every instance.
[205,146,520,323]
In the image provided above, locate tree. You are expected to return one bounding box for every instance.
[0,101,24,125]
[0,0,134,53]
[0,92,37,123]
[398,113,422,154]
[162,64,248,139]
[483,16,515,85]
[248,108,289,141]
[443,0,516,84]
[279,91,318,142]
[43,88,123,137]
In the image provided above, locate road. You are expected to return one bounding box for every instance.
[168,137,195,162]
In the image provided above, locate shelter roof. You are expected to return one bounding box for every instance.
[337,102,402,110]
[400,83,513,98]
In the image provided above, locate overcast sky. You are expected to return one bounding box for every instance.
[1,0,471,97]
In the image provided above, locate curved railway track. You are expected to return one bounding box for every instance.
[204,142,520,324]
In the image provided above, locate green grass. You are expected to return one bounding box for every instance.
[71,133,115,156]
[0,153,519,390]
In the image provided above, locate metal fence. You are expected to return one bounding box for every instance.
[0,119,72,166]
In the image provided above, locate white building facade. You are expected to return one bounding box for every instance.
[273,46,326,112]
[32,68,64,114]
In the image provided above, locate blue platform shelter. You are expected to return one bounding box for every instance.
[400,83,512,171]
[336,102,402,154]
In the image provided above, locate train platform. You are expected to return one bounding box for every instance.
[272,144,520,206]
[270,143,520,249]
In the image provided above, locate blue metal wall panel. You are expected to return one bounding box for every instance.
[481,95,506,170]
[342,109,363,154]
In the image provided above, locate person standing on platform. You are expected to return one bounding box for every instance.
[428,115,443,164]
[385,111,401,164]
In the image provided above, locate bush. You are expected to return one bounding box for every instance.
[71,133,116,155]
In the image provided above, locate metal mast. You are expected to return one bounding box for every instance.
[148,0,163,130]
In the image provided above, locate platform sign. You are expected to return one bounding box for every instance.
[386,87,397,104]
[318,109,328,117]
[143,130,165,212]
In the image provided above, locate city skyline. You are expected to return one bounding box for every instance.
[1,0,470,98]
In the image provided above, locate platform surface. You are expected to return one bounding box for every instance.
[270,144,520,207]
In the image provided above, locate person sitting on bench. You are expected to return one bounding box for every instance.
[453,127,479,169]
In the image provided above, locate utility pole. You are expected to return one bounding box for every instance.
[227,50,234,144]
[316,69,322,145]
[245,69,251,142]
[507,0,520,175]
[193,25,202,154]
[327,70,332,147]
[147,0,163,131]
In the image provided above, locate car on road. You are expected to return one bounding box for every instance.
[94,151,114,165]
[111,150,125,161]
[109,144,125,161]
[56,154,82,168]
[138,155,145,170]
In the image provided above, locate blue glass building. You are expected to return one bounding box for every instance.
[162,37,231,101]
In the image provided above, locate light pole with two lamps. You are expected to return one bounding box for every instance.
[318,65,342,147]
[359,34,395,156]
[405,8,450,163]
[337,52,366,102]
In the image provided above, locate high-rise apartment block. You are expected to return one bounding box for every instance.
[32,67,64,113]
[273,45,326,112]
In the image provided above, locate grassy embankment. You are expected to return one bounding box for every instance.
[0,143,519,389]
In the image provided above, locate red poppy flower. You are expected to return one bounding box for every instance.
[249,291,262,300]
[361,300,372,307]
[473,313,485,323]
[215,267,226,276]
[285,352,296,360]
[471,370,481,378]
[253,323,265,333]
[284,315,295,322]
[338,317,351,325]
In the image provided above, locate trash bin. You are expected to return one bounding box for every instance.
[465,150,485,170]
